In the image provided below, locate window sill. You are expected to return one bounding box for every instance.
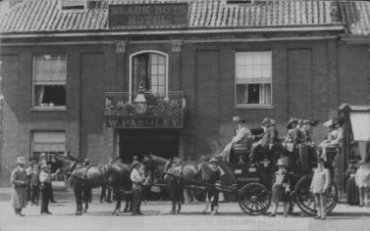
[30,106,67,112]
[234,105,273,110]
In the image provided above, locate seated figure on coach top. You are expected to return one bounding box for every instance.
[249,118,276,165]
[282,118,304,152]
[218,116,252,163]
[318,118,343,162]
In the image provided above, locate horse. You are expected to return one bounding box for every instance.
[55,154,132,216]
[143,154,236,215]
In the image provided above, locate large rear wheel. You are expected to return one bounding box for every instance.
[238,182,271,215]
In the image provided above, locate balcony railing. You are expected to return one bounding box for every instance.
[104,91,186,128]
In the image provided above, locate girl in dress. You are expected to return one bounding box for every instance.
[355,161,370,207]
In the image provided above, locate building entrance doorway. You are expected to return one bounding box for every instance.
[118,129,179,163]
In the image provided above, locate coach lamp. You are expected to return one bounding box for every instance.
[134,81,147,115]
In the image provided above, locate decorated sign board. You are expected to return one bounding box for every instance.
[350,112,370,141]
[109,3,188,29]
[105,116,183,129]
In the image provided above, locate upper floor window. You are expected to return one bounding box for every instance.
[131,52,167,97]
[235,51,272,107]
[33,54,67,109]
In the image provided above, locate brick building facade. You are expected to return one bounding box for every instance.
[0,0,369,187]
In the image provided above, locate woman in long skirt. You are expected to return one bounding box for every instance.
[345,161,359,205]
[11,157,28,216]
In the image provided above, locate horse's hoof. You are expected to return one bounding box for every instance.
[211,210,217,215]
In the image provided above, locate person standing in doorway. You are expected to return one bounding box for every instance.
[10,157,28,216]
[310,158,331,220]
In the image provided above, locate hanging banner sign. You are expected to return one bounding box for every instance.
[109,3,188,29]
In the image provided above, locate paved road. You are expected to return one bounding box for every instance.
[0,192,369,231]
[0,190,370,231]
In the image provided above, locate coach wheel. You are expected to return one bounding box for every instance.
[294,175,338,216]
[238,182,271,215]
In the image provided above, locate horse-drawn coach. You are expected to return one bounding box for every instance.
[55,116,341,217]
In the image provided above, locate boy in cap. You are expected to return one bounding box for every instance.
[11,157,28,216]
[270,158,291,217]
[310,158,331,220]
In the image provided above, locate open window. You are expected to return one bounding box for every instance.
[130,51,168,98]
[235,51,272,108]
[33,54,67,110]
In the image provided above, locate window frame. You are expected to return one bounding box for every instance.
[129,50,169,103]
[31,130,66,181]
[234,50,273,109]
[32,53,67,111]
[30,130,66,158]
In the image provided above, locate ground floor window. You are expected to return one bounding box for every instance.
[32,131,66,180]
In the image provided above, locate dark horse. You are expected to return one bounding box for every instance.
[143,154,236,215]
[56,154,132,215]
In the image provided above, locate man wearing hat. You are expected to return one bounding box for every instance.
[11,157,28,216]
[130,161,148,215]
[39,163,60,214]
[219,116,251,163]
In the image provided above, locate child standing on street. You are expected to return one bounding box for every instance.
[355,161,370,207]
[270,159,291,217]
[310,158,331,220]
